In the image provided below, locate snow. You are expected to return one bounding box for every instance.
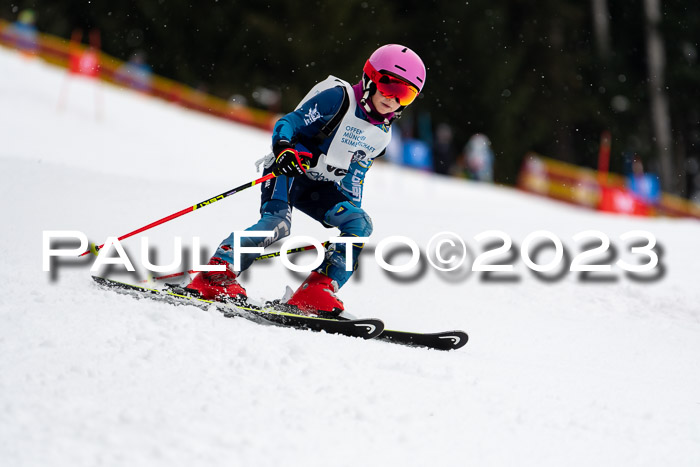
[1,47,700,466]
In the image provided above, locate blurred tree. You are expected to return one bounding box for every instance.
[643,0,674,192]
[591,0,611,60]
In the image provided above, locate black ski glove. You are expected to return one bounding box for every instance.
[272,140,313,177]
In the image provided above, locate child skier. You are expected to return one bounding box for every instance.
[185,44,426,316]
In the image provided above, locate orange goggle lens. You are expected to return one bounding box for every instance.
[376,77,419,106]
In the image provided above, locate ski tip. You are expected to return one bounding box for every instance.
[378,329,469,351]
[437,331,469,350]
[351,319,385,339]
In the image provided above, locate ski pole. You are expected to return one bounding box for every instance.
[255,241,330,261]
[138,241,330,283]
[82,171,277,256]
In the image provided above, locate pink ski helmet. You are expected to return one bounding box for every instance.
[363,44,426,106]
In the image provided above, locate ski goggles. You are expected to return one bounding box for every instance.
[363,61,420,106]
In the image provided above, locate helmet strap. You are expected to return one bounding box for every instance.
[359,74,374,113]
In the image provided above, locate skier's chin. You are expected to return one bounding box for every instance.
[378,103,394,114]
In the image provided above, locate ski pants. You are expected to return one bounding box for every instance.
[214,166,372,288]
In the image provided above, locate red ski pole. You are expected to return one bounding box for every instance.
[82,172,277,256]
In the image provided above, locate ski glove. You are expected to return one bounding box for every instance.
[272,140,313,177]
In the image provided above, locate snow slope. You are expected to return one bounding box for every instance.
[1,47,699,467]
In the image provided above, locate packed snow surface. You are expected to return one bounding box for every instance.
[1,47,699,467]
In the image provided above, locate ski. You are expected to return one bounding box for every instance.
[92,276,384,340]
[376,329,468,351]
[92,276,468,350]
[329,315,468,351]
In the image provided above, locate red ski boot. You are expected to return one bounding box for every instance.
[286,271,344,317]
[184,257,247,302]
